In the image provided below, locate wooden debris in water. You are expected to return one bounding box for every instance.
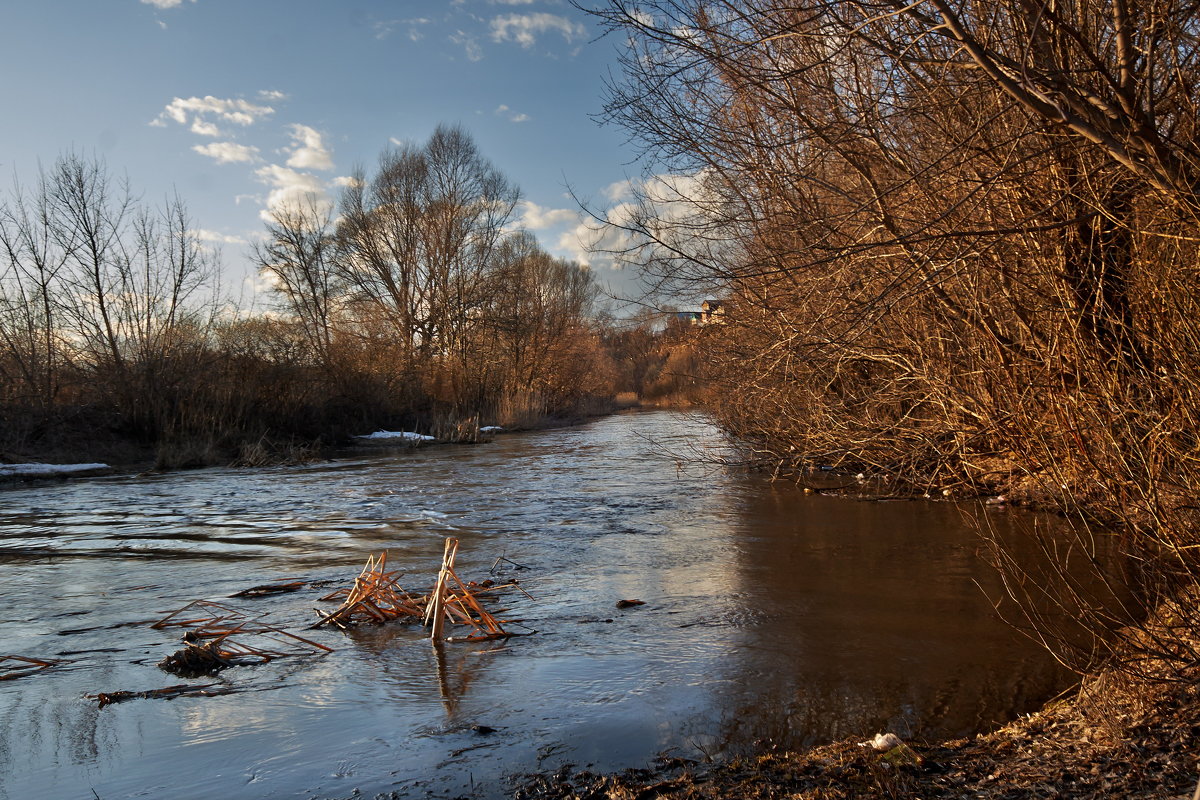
[90,683,234,708]
[427,538,511,643]
[0,655,64,681]
[230,580,306,598]
[312,551,425,629]
[150,599,251,630]
[159,624,332,677]
[314,542,520,642]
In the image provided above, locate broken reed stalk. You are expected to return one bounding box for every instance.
[426,538,458,640]
[314,542,514,641]
[313,550,425,629]
[159,624,331,676]
[0,655,63,681]
[424,538,512,642]
[443,564,508,640]
[151,600,250,630]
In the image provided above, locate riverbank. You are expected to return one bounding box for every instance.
[0,400,630,482]
[515,623,1200,800]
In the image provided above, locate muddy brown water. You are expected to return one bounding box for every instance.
[0,411,1083,799]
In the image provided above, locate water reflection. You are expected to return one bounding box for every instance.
[0,411,1088,799]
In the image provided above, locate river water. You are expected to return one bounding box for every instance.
[0,411,1075,799]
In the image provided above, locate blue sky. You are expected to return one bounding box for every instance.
[1,0,649,305]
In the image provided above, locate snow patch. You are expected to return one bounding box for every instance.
[353,431,436,442]
[0,462,110,479]
[480,426,504,433]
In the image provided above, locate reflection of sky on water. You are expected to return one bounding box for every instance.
[0,411,1082,799]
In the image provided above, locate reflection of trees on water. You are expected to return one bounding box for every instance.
[695,483,1082,754]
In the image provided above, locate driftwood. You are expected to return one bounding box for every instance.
[0,655,63,681]
[150,600,251,630]
[159,624,332,677]
[314,542,520,642]
[312,551,424,629]
[230,580,306,598]
[90,683,234,708]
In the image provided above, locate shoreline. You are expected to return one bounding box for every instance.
[512,602,1200,800]
[513,667,1197,799]
[0,405,646,487]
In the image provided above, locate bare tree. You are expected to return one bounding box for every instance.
[336,125,519,373]
[254,198,339,369]
[0,155,217,437]
[0,172,69,412]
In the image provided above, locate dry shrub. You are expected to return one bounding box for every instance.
[590,0,1200,681]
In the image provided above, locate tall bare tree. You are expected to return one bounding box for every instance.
[255,198,339,369]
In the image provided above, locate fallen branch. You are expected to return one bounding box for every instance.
[159,624,332,677]
[0,655,64,681]
[230,580,306,598]
[150,600,251,630]
[90,683,233,708]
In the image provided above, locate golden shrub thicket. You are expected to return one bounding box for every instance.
[594,0,1200,675]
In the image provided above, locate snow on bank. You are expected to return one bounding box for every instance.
[0,462,111,479]
[353,431,436,443]
[480,426,504,433]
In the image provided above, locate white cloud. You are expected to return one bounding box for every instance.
[557,203,638,268]
[154,95,275,129]
[194,229,249,245]
[632,10,656,28]
[375,17,433,41]
[141,0,193,8]
[255,164,330,221]
[450,30,483,61]
[190,119,221,137]
[258,89,288,102]
[557,171,720,272]
[244,272,281,297]
[192,142,260,164]
[284,124,334,171]
[331,175,363,189]
[494,104,531,123]
[603,179,634,203]
[490,13,585,48]
[519,200,579,230]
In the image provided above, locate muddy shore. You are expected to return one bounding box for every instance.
[510,654,1199,800]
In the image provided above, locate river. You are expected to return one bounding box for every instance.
[0,410,1076,799]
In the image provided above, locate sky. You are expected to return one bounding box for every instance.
[0,0,651,309]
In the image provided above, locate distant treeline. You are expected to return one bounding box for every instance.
[0,131,698,468]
